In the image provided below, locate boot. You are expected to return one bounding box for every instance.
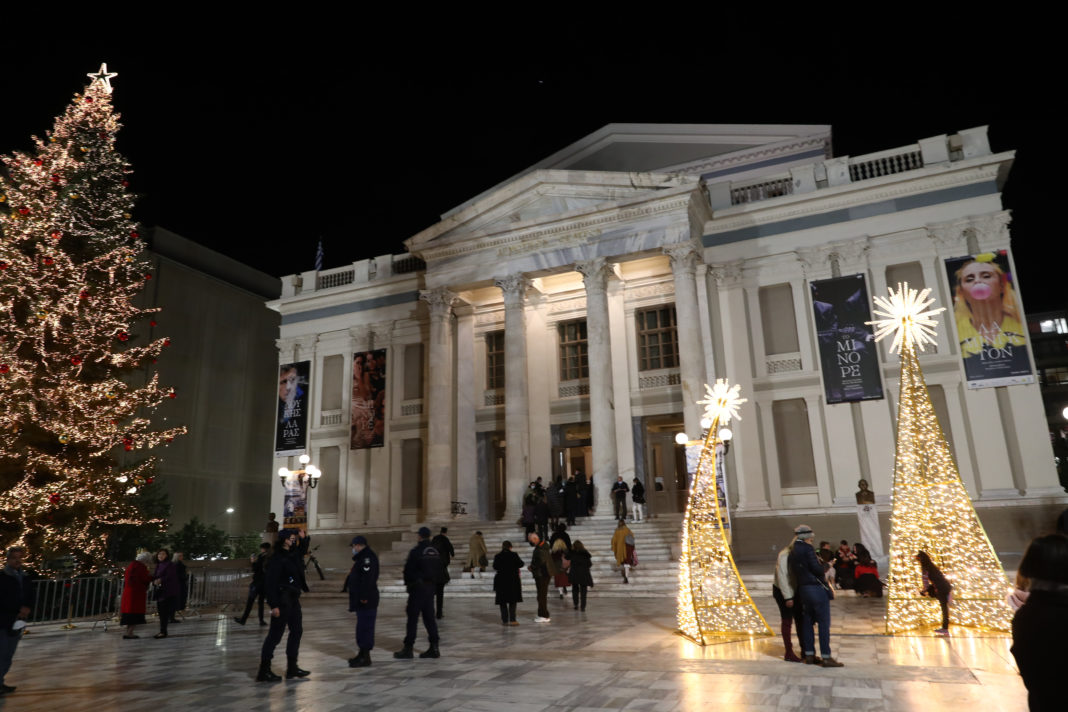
[256,660,281,682]
[393,645,414,659]
[233,616,246,625]
[419,644,440,659]
[349,649,371,668]
[821,657,844,668]
[285,660,310,678]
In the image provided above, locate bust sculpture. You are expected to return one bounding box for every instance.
[855,479,875,504]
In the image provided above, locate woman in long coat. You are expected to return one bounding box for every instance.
[120,552,154,638]
[610,519,636,583]
[492,541,524,626]
[567,541,594,611]
[550,538,570,599]
[466,531,488,579]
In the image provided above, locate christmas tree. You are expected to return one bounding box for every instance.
[868,284,1014,634]
[0,65,185,573]
[677,379,771,644]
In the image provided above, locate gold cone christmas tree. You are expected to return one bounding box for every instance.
[868,283,1013,634]
[677,379,771,644]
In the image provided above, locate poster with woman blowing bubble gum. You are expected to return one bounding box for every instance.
[944,250,1035,389]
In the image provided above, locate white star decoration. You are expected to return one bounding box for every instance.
[87,63,118,94]
[697,379,746,425]
[867,282,945,354]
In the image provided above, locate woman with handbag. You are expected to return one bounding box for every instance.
[151,549,180,639]
[611,519,636,584]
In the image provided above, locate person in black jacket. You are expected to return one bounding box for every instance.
[430,527,454,620]
[630,478,646,522]
[257,528,310,682]
[787,524,844,668]
[235,543,271,626]
[395,527,442,660]
[1012,533,1068,712]
[346,536,379,668]
[567,541,594,612]
[492,541,524,625]
[0,547,31,696]
[916,551,952,632]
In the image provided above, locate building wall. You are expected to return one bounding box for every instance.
[269,127,1066,552]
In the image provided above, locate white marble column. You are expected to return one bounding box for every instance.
[577,258,618,515]
[495,275,531,516]
[664,242,706,440]
[420,287,456,520]
[454,306,479,517]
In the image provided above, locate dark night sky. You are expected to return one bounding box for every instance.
[1,17,1059,309]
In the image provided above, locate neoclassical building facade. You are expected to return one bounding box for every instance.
[268,124,1063,554]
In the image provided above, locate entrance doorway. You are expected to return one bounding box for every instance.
[551,422,592,487]
[643,415,688,514]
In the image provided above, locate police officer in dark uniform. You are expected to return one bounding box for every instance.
[430,527,454,619]
[394,527,442,660]
[257,528,311,682]
[346,535,379,668]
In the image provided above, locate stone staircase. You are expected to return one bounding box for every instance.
[306,513,775,599]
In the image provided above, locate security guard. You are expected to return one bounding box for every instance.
[347,535,379,668]
[257,528,311,682]
[393,527,442,660]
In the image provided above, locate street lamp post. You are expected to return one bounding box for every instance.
[278,453,321,489]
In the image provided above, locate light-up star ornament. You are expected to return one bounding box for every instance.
[697,378,746,425]
[87,63,118,94]
[867,282,945,354]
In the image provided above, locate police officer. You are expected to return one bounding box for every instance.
[394,527,442,660]
[257,528,311,682]
[347,535,379,668]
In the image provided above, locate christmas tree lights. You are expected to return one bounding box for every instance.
[677,379,771,644]
[0,66,186,572]
[868,283,1014,633]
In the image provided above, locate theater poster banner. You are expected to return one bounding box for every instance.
[275,360,310,457]
[810,274,884,404]
[945,251,1035,389]
[684,441,731,536]
[351,348,386,449]
[283,477,308,531]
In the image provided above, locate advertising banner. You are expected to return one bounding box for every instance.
[283,476,308,531]
[945,251,1035,389]
[275,360,310,457]
[351,348,387,449]
[684,440,731,535]
[810,274,884,404]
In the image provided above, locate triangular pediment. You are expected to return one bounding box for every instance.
[407,170,692,252]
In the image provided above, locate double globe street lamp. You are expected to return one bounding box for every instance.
[278,453,321,489]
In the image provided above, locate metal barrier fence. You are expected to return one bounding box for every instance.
[27,567,250,627]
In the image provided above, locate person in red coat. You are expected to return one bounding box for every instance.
[121,552,154,639]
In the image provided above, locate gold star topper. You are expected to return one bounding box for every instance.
[867,282,945,354]
[87,63,118,94]
[697,379,746,424]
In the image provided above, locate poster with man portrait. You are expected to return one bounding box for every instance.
[351,348,386,449]
[275,361,310,456]
[944,251,1035,388]
[282,476,308,530]
[810,274,884,404]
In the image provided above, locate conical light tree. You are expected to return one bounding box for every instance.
[677,379,771,644]
[868,283,1013,634]
[0,65,186,572]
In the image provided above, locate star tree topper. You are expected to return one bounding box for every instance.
[697,379,746,425]
[87,62,118,94]
[867,282,945,353]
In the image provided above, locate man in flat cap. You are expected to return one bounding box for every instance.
[788,524,844,668]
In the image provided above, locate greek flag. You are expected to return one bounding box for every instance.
[314,239,324,272]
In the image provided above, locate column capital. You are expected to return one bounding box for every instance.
[276,337,298,356]
[970,210,1012,250]
[663,241,702,276]
[369,321,394,348]
[296,335,319,357]
[420,287,457,321]
[925,219,969,254]
[708,260,744,288]
[494,274,530,308]
[576,257,612,295]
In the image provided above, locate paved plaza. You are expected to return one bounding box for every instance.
[0,589,1029,712]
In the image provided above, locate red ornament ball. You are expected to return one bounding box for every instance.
[151,359,158,364]
[122,180,130,188]
[49,493,60,504]
[165,437,173,443]
[71,357,82,366]
[0,364,9,374]
[33,159,42,167]
[0,261,8,270]
[150,320,158,327]
[124,444,133,451]
[163,339,171,347]
[144,274,152,280]
[43,257,54,266]
[146,477,155,484]
[85,97,93,103]
[50,230,62,240]
[116,332,129,342]
[130,231,139,238]
[168,391,177,399]
[17,206,29,215]
[79,290,90,300]
[51,175,60,183]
